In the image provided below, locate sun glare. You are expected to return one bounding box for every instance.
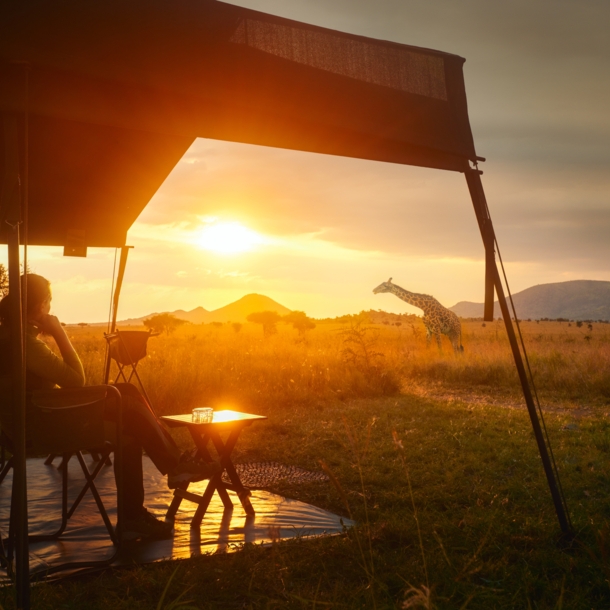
[197,221,263,254]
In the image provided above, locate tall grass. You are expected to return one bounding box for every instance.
[65,317,610,415]
[70,319,403,416]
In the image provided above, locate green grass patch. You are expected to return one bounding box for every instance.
[3,395,610,608]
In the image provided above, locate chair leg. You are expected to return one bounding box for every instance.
[74,451,117,544]
[128,366,156,416]
[44,453,57,465]
[5,466,19,575]
[114,366,129,385]
[0,456,14,485]
[0,528,8,571]
[88,450,112,467]
[67,450,109,518]
[56,454,69,471]
[29,448,114,544]
[28,453,71,542]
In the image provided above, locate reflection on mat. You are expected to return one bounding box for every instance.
[0,456,352,579]
[223,462,329,489]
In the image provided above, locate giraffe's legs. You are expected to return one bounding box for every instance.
[424,320,443,351]
[435,333,442,350]
[448,333,460,353]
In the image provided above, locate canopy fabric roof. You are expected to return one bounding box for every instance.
[0,113,193,248]
[1,0,478,247]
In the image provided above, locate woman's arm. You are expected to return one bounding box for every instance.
[27,315,85,387]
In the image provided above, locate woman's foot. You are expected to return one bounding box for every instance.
[167,459,221,489]
[121,509,173,540]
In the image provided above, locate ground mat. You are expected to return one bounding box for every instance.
[0,456,352,579]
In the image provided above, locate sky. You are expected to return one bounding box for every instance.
[5,0,610,323]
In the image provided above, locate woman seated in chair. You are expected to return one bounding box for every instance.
[0,274,218,540]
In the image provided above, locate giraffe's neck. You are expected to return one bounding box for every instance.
[389,285,438,313]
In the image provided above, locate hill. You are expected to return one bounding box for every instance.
[450,280,610,321]
[164,306,209,324]
[114,294,291,326]
[199,293,291,323]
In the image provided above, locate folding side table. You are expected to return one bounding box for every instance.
[161,410,266,528]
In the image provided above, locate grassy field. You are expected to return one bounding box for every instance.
[75,316,610,413]
[2,317,610,608]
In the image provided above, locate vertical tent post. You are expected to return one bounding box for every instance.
[103,245,131,384]
[2,108,30,608]
[2,110,30,606]
[7,224,29,609]
[465,168,571,536]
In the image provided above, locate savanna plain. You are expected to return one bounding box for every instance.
[3,316,610,609]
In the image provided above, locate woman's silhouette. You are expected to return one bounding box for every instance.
[0,274,218,539]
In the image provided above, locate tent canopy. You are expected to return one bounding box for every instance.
[1,0,478,247]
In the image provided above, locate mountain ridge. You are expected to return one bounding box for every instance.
[112,293,291,326]
[449,280,610,321]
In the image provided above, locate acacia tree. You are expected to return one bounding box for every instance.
[283,310,316,336]
[246,311,281,337]
[0,263,33,298]
[0,264,8,298]
[143,313,186,334]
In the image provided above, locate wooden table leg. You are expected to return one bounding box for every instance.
[210,429,255,516]
[188,430,214,462]
[190,474,220,528]
[216,484,233,510]
[166,482,188,520]
[167,421,257,527]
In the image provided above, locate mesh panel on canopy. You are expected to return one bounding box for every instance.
[230,17,448,100]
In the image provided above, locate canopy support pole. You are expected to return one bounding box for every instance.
[465,168,572,537]
[7,225,29,609]
[2,107,30,608]
[103,245,131,384]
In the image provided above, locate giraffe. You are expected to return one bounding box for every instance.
[373,278,464,352]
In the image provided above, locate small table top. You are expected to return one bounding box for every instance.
[161,410,266,428]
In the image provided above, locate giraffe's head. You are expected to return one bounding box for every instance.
[373,278,394,294]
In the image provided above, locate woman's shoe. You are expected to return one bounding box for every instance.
[167,459,221,489]
[121,509,173,540]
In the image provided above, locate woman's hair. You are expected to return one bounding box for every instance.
[0,274,51,327]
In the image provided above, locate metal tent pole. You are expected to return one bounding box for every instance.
[7,225,29,609]
[2,109,30,607]
[465,168,572,536]
[103,245,131,384]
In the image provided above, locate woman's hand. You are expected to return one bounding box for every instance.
[38,314,64,339]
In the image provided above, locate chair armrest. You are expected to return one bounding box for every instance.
[30,385,118,455]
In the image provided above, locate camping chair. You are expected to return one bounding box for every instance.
[45,329,158,468]
[0,384,123,578]
[104,330,159,410]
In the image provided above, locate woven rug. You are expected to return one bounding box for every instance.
[223,462,329,489]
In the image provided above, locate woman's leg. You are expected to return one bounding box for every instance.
[106,383,181,475]
[104,384,181,519]
[104,384,218,525]
[118,439,145,519]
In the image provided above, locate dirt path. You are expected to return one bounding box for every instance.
[403,382,602,419]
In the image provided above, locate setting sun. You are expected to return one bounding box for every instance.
[197,221,264,254]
